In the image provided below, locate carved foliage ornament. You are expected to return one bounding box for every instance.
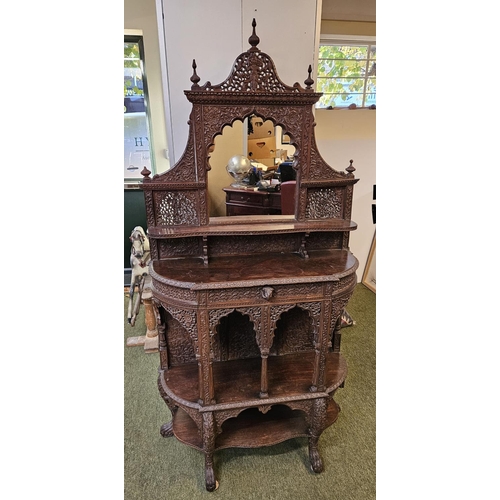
[203,51,302,94]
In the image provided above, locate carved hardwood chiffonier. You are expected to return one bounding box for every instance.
[140,20,359,491]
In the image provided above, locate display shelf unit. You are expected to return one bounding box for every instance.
[141,19,359,491]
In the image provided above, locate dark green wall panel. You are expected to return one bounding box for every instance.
[124,189,147,268]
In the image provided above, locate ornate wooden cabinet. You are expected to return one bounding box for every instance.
[140,20,359,491]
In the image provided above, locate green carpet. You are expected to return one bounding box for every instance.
[124,284,375,499]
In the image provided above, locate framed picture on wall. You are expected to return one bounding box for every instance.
[362,231,376,293]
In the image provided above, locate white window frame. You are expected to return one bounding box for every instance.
[316,34,376,109]
[124,33,156,184]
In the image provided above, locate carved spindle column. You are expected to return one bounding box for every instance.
[303,301,327,392]
[202,235,208,265]
[318,299,333,391]
[260,352,269,398]
[259,301,273,398]
[197,304,215,405]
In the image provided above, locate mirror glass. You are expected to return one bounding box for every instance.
[208,117,296,218]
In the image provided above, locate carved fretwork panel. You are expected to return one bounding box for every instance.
[163,311,197,366]
[161,304,199,357]
[236,306,263,349]
[269,303,296,344]
[207,287,260,305]
[157,237,201,259]
[249,105,305,146]
[154,280,196,304]
[270,283,323,301]
[305,188,344,220]
[271,306,315,355]
[213,408,245,436]
[202,104,305,163]
[208,308,234,338]
[154,190,199,226]
[306,232,343,251]
[203,51,302,94]
[208,233,300,257]
[202,105,253,149]
[214,311,261,361]
[296,302,322,346]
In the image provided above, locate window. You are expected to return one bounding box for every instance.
[316,38,376,109]
[124,35,154,181]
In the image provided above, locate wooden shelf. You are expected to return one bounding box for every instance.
[151,249,358,289]
[147,218,357,239]
[173,398,341,452]
[162,351,347,408]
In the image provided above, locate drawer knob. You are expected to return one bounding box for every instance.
[261,286,274,300]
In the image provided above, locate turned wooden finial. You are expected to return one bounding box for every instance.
[190,59,200,89]
[304,65,314,89]
[141,166,151,179]
[346,159,355,174]
[248,18,260,50]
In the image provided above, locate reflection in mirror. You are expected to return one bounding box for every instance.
[208,121,245,217]
[207,118,296,218]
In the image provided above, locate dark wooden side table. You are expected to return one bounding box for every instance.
[223,186,281,216]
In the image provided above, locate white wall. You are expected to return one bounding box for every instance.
[314,109,376,280]
[159,0,321,164]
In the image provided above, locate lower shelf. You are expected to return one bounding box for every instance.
[163,351,347,406]
[172,399,340,452]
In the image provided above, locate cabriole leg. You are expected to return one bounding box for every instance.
[308,397,328,473]
[308,435,324,473]
[202,412,218,491]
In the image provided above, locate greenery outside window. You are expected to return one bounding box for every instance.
[316,38,376,109]
[124,35,155,182]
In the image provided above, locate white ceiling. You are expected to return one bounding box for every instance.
[321,0,375,22]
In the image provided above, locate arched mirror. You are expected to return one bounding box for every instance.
[207,116,296,218]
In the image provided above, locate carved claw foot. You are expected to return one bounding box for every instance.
[308,438,324,473]
[160,422,174,438]
[205,457,218,492]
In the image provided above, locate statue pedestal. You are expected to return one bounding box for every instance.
[125,286,158,353]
